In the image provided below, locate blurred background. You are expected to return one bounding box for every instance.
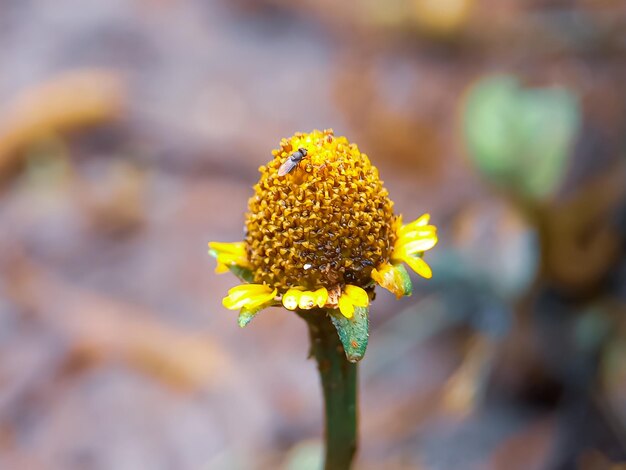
[0,0,625,469]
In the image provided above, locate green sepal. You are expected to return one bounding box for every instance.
[238,308,258,328]
[238,299,280,327]
[237,303,266,327]
[394,264,413,297]
[329,306,370,363]
[228,264,254,283]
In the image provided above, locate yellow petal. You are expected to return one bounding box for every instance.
[227,284,271,296]
[209,241,246,255]
[248,288,278,309]
[299,291,317,310]
[372,263,413,298]
[371,264,396,289]
[401,255,433,279]
[282,289,302,310]
[371,266,386,285]
[338,295,354,318]
[397,235,438,255]
[313,287,328,308]
[223,284,275,310]
[209,241,250,268]
[397,213,429,234]
[217,253,249,268]
[215,262,229,274]
[222,293,250,310]
[344,285,369,307]
[216,253,238,265]
[414,213,431,227]
[399,225,437,241]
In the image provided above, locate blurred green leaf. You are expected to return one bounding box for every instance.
[574,307,610,354]
[284,439,323,470]
[329,307,369,363]
[464,75,580,200]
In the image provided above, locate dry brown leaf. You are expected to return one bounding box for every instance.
[75,160,147,235]
[441,335,492,418]
[2,253,234,392]
[542,162,626,293]
[0,69,126,180]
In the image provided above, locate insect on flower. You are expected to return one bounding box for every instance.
[278,147,307,176]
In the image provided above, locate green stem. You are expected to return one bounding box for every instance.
[304,310,358,470]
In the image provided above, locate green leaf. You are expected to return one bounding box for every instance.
[463,75,580,201]
[329,306,370,362]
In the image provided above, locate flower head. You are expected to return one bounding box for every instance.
[209,129,437,333]
[245,129,397,291]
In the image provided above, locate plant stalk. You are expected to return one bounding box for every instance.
[304,310,358,470]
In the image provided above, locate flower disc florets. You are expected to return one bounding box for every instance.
[244,129,397,292]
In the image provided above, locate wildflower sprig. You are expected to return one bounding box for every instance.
[209,130,437,358]
[208,129,437,469]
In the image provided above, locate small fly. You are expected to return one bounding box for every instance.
[278,148,307,176]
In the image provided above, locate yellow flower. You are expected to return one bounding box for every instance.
[392,213,438,278]
[369,213,437,297]
[208,129,437,329]
[391,214,438,279]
